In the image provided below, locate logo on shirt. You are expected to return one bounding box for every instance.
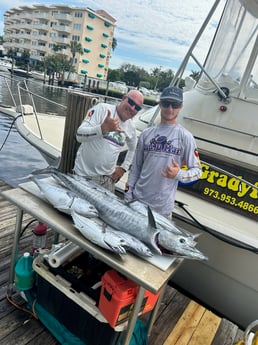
[145,134,181,155]
[86,109,95,119]
[103,131,125,146]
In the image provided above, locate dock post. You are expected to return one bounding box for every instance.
[59,92,95,174]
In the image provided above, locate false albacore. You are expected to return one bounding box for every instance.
[32,177,99,218]
[51,170,207,260]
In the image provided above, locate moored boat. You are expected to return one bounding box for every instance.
[0,57,13,72]
[31,70,46,81]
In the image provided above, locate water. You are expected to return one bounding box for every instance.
[0,73,68,114]
[0,114,47,187]
[0,73,69,187]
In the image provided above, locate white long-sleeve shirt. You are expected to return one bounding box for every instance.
[126,123,202,215]
[73,102,137,177]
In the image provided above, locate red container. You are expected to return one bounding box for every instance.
[99,269,160,328]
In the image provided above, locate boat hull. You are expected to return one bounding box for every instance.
[161,179,257,330]
[8,68,33,78]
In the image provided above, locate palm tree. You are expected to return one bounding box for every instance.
[112,37,117,51]
[67,40,83,80]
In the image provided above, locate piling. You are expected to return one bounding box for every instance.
[59,91,97,174]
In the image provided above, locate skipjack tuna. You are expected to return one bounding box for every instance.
[49,170,207,261]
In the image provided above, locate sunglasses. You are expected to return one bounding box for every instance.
[127,97,142,111]
[160,100,182,109]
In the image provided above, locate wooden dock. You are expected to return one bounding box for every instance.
[0,180,245,345]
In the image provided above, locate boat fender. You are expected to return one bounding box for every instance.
[91,97,99,106]
[16,104,34,115]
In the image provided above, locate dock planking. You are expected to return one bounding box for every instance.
[0,180,244,345]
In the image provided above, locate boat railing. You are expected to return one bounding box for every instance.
[170,0,230,98]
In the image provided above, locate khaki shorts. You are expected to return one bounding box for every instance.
[85,175,115,193]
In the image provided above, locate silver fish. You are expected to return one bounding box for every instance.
[71,211,127,255]
[106,227,153,257]
[32,177,99,218]
[128,200,194,236]
[52,170,207,261]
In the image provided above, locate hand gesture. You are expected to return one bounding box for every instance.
[162,159,180,178]
[101,110,124,134]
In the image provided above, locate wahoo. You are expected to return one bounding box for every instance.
[128,200,195,237]
[72,212,153,257]
[32,177,99,218]
[52,170,207,260]
[72,211,127,255]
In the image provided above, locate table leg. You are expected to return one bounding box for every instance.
[146,284,166,337]
[121,286,146,345]
[7,207,24,295]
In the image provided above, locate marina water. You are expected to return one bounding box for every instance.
[0,74,66,186]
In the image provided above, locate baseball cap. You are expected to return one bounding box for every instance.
[160,86,183,102]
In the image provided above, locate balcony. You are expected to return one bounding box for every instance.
[52,36,69,44]
[52,13,72,22]
[54,25,71,33]
[33,23,49,31]
[33,13,50,20]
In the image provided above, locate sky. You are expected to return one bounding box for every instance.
[0,0,226,75]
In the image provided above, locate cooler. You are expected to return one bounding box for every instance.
[33,255,124,345]
[99,269,160,328]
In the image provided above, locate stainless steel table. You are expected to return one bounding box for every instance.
[2,187,182,345]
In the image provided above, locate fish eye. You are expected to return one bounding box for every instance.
[179,238,186,243]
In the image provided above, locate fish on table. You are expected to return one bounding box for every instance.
[32,177,99,218]
[47,169,207,261]
[71,211,153,257]
[71,211,127,256]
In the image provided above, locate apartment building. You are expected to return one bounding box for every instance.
[3,5,116,80]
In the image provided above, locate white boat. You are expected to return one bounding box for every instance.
[0,57,13,72]
[130,0,258,329]
[0,0,257,329]
[31,71,46,81]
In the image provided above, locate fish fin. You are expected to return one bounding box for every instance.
[147,206,157,229]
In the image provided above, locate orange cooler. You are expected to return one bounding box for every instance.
[99,269,160,328]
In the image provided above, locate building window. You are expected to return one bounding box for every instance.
[104,21,110,27]
[73,23,81,30]
[72,35,80,41]
[101,43,107,48]
[96,73,103,77]
[98,63,104,68]
[86,25,94,30]
[88,12,95,19]
[103,33,109,38]
[82,59,89,63]
[81,69,88,74]
[75,12,83,18]
[84,48,91,53]
[85,36,92,42]
[99,53,105,58]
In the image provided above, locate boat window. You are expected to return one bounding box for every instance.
[197,0,258,102]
